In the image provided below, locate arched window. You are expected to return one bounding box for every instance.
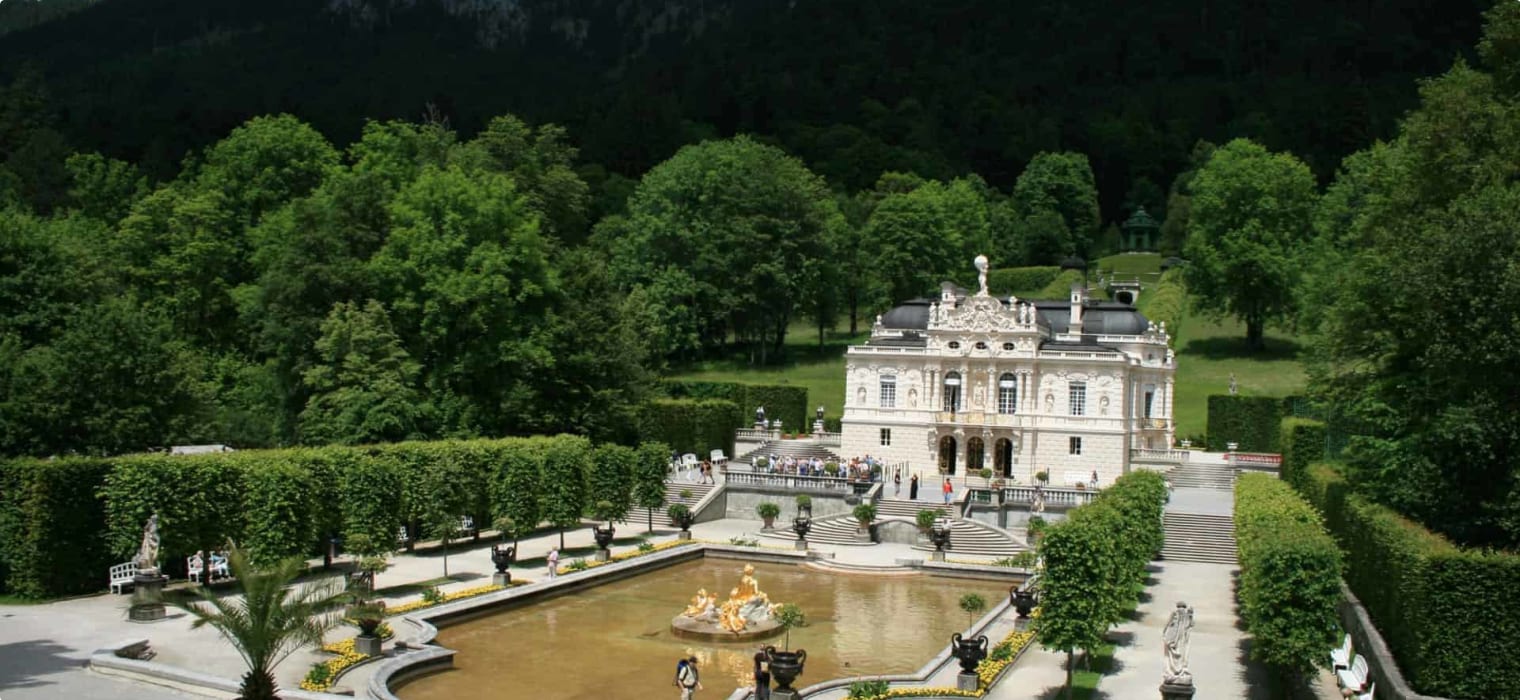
[943,372,962,412]
[998,373,1018,414]
[879,374,897,408]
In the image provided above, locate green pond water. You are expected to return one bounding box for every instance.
[396,559,1009,700]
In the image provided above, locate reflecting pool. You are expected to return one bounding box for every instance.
[397,559,1009,700]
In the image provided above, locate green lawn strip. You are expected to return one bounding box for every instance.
[1096,252,1164,278]
[1171,314,1306,440]
[1068,639,1118,698]
[0,593,52,605]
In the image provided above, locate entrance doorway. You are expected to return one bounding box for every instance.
[995,438,1015,477]
[938,435,958,474]
[967,437,985,473]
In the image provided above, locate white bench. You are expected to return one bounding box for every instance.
[681,453,699,477]
[1337,655,1369,694]
[1330,633,1352,670]
[1352,682,1376,700]
[109,561,138,594]
[186,556,231,584]
[709,449,728,468]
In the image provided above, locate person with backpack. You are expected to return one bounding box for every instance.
[675,656,702,699]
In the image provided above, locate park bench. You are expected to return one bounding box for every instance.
[1352,682,1376,700]
[1337,654,1370,694]
[108,561,138,594]
[186,556,231,584]
[1330,633,1352,670]
[709,449,728,468]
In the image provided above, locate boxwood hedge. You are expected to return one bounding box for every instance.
[662,380,809,432]
[1207,395,1285,452]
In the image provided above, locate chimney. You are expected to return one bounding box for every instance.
[1069,282,1086,336]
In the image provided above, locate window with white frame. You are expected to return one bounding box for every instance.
[998,373,1018,414]
[1069,436,1083,455]
[880,428,892,446]
[880,375,897,408]
[1069,381,1087,416]
[943,372,962,412]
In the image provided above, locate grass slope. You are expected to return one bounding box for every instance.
[1171,314,1306,441]
[667,321,864,419]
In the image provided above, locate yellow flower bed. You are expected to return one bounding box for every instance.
[854,613,1040,700]
[299,638,370,693]
[386,583,515,615]
[556,539,697,574]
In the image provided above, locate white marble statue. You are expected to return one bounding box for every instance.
[1162,602,1195,685]
[974,254,990,295]
[135,513,161,574]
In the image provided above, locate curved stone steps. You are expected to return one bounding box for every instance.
[758,514,876,546]
[908,518,1028,557]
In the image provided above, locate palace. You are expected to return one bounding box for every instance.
[839,257,1175,486]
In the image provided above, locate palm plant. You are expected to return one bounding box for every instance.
[171,545,349,700]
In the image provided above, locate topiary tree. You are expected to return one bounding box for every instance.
[757,502,781,528]
[1034,514,1117,699]
[774,603,807,650]
[490,443,541,547]
[632,442,670,533]
[541,437,591,549]
[589,443,635,525]
[959,592,988,629]
[853,503,877,528]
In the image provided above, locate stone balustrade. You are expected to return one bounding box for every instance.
[736,428,779,441]
[1130,447,1190,462]
[998,484,1098,507]
[725,471,856,493]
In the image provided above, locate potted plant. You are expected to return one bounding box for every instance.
[347,602,387,656]
[824,462,839,477]
[1034,469,1049,485]
[766,604,809,694]
[679,488,694,501]
[794,494,812,517]
[979,468,994,484]
[756,502,781,529]
[958,592,987,629]
[754,456,770,471]
[1027,515,1047,544]
[852,503,877,540]
[916,509,940,533]
[667,504,696,539]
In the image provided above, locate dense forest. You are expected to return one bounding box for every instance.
[4,0,1520,550]
[0,0,1490,213]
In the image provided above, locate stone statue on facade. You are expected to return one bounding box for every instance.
[1162,602,1195,685]
[756,405,766,426]
[974,254,990,296]
[135,513,161,574]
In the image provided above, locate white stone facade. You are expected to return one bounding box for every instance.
[840,265,1175,486]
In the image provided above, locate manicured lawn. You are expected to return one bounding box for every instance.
[1171,313,1307,441]
[666,320,865,419]
[1069,639,1117,699]
[1096,252,1164,277]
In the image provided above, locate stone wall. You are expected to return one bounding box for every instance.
[722,487,854,520]
[1029,431,1126,485]
[1338,584,1455,700]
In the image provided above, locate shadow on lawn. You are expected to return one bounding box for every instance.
[1181,335,1303,361]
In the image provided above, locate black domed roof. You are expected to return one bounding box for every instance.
[879,300,931,330]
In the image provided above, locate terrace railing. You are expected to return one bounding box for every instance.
[1130,448,1190,463]
[1000,484,1098,508]
[724,471,855,493]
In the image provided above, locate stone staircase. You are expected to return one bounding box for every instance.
[783,514,876,546]
[1166,459,1236,490]
[636,481,714,526]
[908,518,1026,557]
[1160,512,1238,565]
[876,498,954,520]
[736,440,843,466]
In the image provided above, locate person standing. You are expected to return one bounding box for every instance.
[942,477,953,505]
[894,468,902,496]
[547,547,559,579]
[753,651,772,700]
[1090,469,1099,489]
[909,474,920,500]
[676,655,702,699]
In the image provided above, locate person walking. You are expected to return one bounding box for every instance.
[909,473,920,500]
[676,655,702,699]
[942,477,953,505]
[753,651,772,700]
[547,547,559,579]
[893,468,902,496]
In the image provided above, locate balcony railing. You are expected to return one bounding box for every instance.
[998,485,1099,508]
[725,471,855,493]
[736,428,779,442]
[1228,452,1282,467]
[1134,418,1171,430]
[813,431,842,447]
[1130,448,1190,463]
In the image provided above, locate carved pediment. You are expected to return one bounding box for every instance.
[930,295,1034,333]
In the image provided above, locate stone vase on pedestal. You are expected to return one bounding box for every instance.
[765,647,807,700]
[128,573,169,622]
[355,634,383,657]
[490,544,515,587]
[951,632,988,692]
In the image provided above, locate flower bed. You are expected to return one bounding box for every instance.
[386,582,524,616]
[853,614,1039,700]
[556,539,698,574]
[299,626,397,693]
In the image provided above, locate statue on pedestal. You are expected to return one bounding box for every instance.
[1162,602,1195,685]
[135,513,161,575]
[974,255,990,296]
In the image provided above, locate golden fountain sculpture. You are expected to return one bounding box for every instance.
[674,564,782,639]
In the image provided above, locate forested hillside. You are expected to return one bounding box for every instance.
[0,0,1489,211]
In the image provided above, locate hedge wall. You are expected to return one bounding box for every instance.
[1234,473,1343,675]
[0,457,113,598]
[1207,395,1285,452]
[1033,269,1085,299]
[1296,461,1520,698]
[985,266,1061,295]
[1136,268,1185,344]
[642,398,742,456]
[662,380,809,432]
[1279,418,1327,493]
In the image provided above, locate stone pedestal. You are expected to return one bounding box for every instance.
[794,539,808,551]
[931,550,946,562]
[595,549,611,562]
[492,572,512,587]
[957,672,979,691]
[771,690,799,700]
[1160,681,1196,700]
[355,634,383,657]
[855,528,872,543]
[678,530,693,540]
[128,573,169,622]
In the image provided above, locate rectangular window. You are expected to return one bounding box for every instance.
[998,376,1018,414]
[880,428,892,446]
[1069,381,1087,416]
[880,376,896,408]
[1069,436,1083,455]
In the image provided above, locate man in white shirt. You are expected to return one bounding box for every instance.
[676,656,702,699]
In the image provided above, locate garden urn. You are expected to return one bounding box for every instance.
[792,516,811,550]
[592,525,616,561]
[765,646,807,694]
[1011,586,1036,619]
[951,632,989,674]
[490,544,516,585]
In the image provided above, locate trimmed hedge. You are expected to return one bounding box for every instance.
[1296,461,1520,698]
[1033,269,1085,299]
[642,398,742,456]
[985,266,1061,295]
[1136,268,1185,343]
[662,380,809,432]
[1207,395,1285,452]
[1234,473,1343,676]
[1279,418,1326,493]
[0,434,608,598]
